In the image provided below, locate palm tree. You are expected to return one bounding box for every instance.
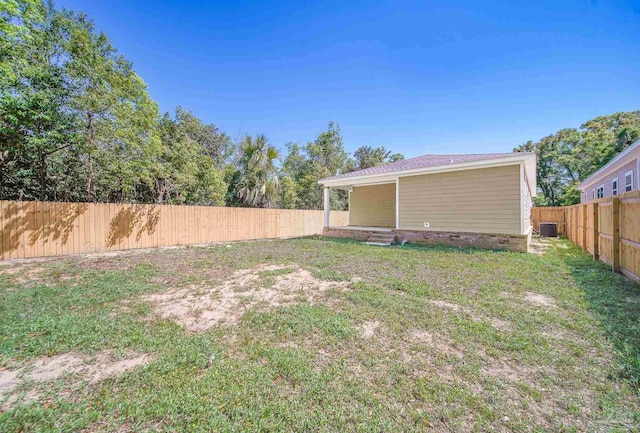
[234,134,280,208]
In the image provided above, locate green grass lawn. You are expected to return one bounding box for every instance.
[0,237,639,432]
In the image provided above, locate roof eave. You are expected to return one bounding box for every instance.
[318,153,536,188]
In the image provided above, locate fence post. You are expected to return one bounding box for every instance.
[592,202,599,260]
[582,204,587,251]
[612,197,620,273]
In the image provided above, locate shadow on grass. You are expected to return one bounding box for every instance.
[317,236,510,254]
[556,242,640,391]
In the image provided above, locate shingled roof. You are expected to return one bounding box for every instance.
[320,152,520,182]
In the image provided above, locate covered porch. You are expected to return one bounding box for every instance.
[322,181,398,230]
[322,181,398,245]
[320,177,529,252]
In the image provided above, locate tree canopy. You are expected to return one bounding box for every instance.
[280,122,354,210]
[231,134,280,208]
[351,146,404,170]
[2,1,638,211]
[514,111,640,206]
[0,1,407,210]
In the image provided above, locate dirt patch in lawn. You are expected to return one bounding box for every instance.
[409,329,465,358]
[0,266,48,285]
[142,264,358,332]
[525,292,557,308]
[428,299,465,312]
[360,320,380,339]
[480,355,539,382]
[0,267,23,275]
[0,351,154,410]
[427,299,512,331]
[489,318,512,331]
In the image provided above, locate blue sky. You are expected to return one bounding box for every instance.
[57,0,640,157]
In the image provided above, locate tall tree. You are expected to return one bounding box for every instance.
[62,9,161,202]
[0,1,78,200]
[281,122,352,210]
[515,110,640,206]
[0,0,45,85]
[153,109,227,205]
[229,134,280,208]
[1,1,161,202]
[351,145,404,170]
[276,142,304,209]
[172,106,232,166]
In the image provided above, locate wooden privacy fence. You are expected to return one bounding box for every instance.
[0,201,349,260]
[531,190,640,282]
[530,206,566,235]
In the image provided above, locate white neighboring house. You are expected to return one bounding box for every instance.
[578,139,640,202]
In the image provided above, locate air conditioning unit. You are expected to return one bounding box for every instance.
[540,222,557,237]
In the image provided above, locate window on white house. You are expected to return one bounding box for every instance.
[592,189,596,200]
[612,179,618,196]
[596,185,604,199]
[625,171,634,192]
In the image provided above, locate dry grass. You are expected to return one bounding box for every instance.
[140,264,356,332]
[0,237,638,432]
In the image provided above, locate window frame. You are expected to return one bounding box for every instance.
[625,170,634,192]
[596,184,605,199]
[612,179,618,196]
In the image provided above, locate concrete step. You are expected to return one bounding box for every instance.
[368,234,395,239]
[365,233,395,245]
[368,238,394,243]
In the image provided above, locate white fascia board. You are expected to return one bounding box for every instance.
[319,154,535,188]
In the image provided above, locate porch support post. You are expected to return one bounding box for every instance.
[323,187,330,227]
[395,178,399,229]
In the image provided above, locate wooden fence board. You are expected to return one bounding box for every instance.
[621,240,640,282]
[622,198,640,243]
[585,203,594,255]
[531,206,566,234]
[532,189,640,282]
[16,202,25,259]
[0,200,348,260]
